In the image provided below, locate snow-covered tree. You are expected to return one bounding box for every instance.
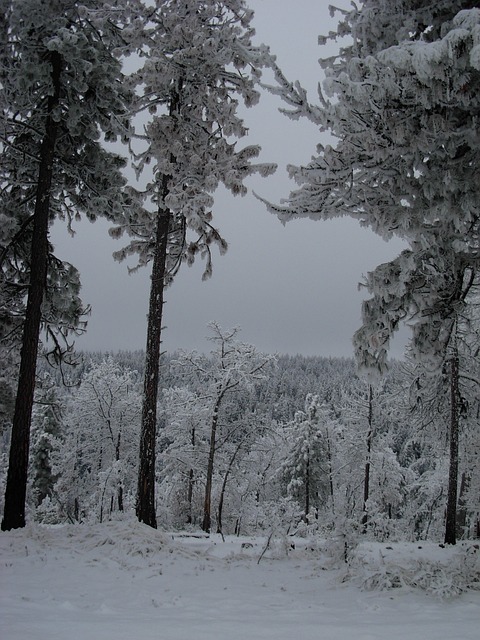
[328,372,412,540]
[29,375,64,509]
[1,0,143,530]
[264,1,480,374]
[281,394,334,523]
[172,323,275,532]
[111,0,276,529]
[235,427,285,534]
[262,1,480,543]
[54,358,141,523]
[160,386,210,527]
[398,293,480,542]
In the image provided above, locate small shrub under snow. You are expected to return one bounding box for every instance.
[344,541,480,599]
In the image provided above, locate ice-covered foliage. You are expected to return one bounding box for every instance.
[17,348,479,543]
[347,540,480,599]
[158,386,210,527]
[111,0,277,280]
[281,394,335,521]
[50,358,141,523]
[171,322,276,532]
[0,0,144,353]
[29,375,64,508]
[263,1,480,375]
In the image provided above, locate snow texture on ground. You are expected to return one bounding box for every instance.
[1,520,479,640]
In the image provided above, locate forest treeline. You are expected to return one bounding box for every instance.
[1,331,478,543]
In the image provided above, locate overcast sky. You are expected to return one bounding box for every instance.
[51,0,407,359]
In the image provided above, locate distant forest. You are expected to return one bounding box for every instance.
[1,343,477,543]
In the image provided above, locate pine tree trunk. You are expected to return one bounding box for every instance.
[304,446,310,522]
[217,442,242,535]
[202,393,224,533]
[361,385,373,533]
[136,205,170,529]
[325,427,335,516]
[456,471,468,540]
[2,51,62,531]
[116,432,123,512]
[445,353,460,545]
[136,83,181,529]
[186,425,195,525]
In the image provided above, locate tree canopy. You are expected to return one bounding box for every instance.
[263,1,480,374]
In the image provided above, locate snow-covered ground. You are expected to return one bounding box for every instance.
[1,520,479,640]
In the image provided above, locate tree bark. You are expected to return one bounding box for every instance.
[361,385,373,533]
[456,471,468,540]
[136,205,170,528]
[2,51,62,531]
[304,445,310,522]
[186,425,195,525]
[202,392,224,533]
[136,82,181,529]
[325,426,335,516]
[445,353,460,545]
[116,432,123,512]
[217,441,242,535]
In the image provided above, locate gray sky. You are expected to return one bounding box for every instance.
[51,0,407,358]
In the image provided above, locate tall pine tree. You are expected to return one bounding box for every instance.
[111,0,276,528]
[263,0,480,544]
[1,0,141,530]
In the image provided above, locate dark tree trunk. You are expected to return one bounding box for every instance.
[2,52,62,531]
[361,385,373,533]
[445,353,460,545]
[186,425,195,525]
[304,446,310,522]
[456,471,468,540]
[216,467,227,535]
[202,393,224,533]
[136,205,170,529]
[116,432,123,512]
[216,442,242,535]
[136,84,181,529]
[325,427,335,516]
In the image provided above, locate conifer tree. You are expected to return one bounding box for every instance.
[30,376,63,508]
[262,0,480,544]
[1,0,141,530]
[54,358,141,523]
[281,394,332,522]
[112,0,276,528]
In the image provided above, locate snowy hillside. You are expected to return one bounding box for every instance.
[1,520,479,640]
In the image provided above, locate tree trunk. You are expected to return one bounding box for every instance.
[304,445,310,522]
[202,393,223,533]
[136,83,181,529]
[186,425,195,525]
[116,432,123,512]
[361,385,373,533]
[217,442,242,535]
[2,51,62,531]
[216,467,227,535]
[456,471,467,540]
[136,205,170,529]
[325,426,335,516]
[445,353,460,545]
